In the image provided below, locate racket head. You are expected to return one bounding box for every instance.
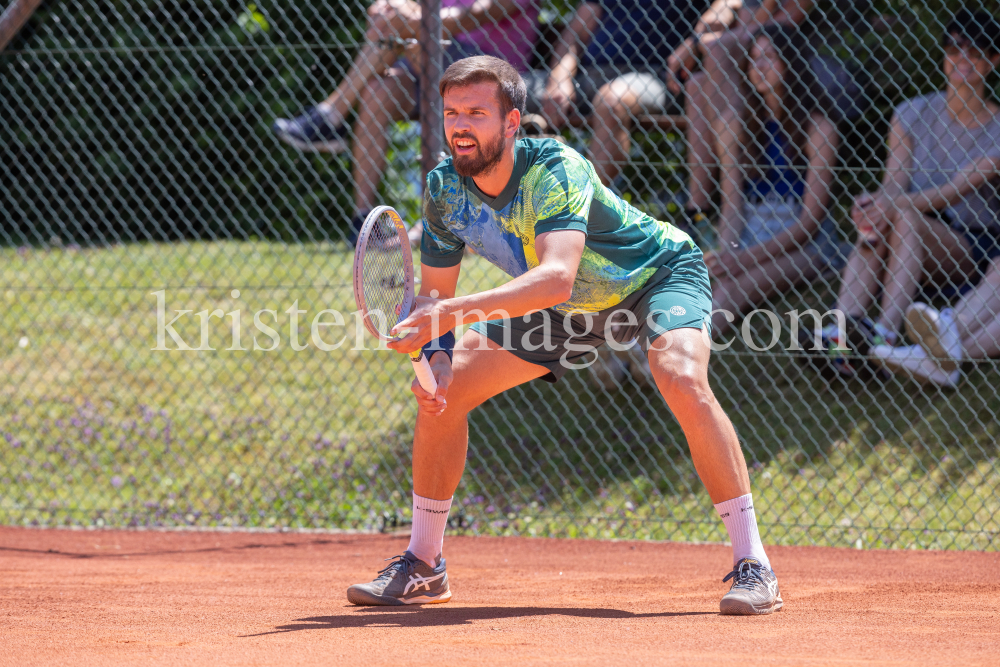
[352,206,416,341]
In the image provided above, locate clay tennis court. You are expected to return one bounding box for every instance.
[2,527,997,666]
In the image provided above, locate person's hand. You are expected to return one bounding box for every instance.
[387,295,452,354]
[703,246,742,280]
[666,37,699,95]
[410,352,452,416]
[368,0,420,39]
[541,74,575,129]
[851,192,893,245]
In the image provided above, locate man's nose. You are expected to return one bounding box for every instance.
[450,113,473,133]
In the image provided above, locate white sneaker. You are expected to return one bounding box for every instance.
[905,303,963,372]
[870,344,960,387]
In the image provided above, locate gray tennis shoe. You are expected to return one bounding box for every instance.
[347,551,452,606]
[719,557,783,615]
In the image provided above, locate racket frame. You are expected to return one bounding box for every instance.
[352,205,438,395]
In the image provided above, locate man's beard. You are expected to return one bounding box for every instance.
[451,130,505,178]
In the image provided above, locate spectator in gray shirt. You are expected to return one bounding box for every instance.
[820,10,1000,376]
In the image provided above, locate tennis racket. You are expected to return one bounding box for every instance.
[352,205,438,394]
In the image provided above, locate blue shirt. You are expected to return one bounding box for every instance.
[583,0,706,70]
[745,120,806,203]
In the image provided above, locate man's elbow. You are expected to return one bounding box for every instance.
[548,268,575,304]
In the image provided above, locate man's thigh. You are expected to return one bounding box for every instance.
[447,329,550,412]
[634,250,714,350]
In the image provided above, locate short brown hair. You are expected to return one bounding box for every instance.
[439,55,526,116]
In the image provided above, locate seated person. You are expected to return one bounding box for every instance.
[524,0,705,186]
[706,25,842,335]
[871,259,1000,387]
[272,0,538,241]
[666,0,814,227]
[822,9,1000,368]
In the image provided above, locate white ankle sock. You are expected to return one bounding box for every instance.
[714,493,771,570]
[407,493,452,567]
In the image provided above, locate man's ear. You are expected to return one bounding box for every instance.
[505,109,521,139]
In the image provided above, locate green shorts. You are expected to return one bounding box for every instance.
[469,248,712,382]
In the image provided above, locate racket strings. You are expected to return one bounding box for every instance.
[361,212,409,338]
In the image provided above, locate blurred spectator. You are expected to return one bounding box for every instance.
[272,0,538,243]
[666,0,814,229]
[705,25,842,335]
[523,0,706,186]
[871,260,1000,387]
[823,10,1000,368]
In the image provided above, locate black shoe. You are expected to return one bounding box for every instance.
[346,551,452,606]
[272,107,349,153]
[799,315,888,379]
[720,557,783,615]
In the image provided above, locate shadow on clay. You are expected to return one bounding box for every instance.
[244,606,715,636]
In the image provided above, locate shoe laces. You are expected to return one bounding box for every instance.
[722,560,766,590]
[375,553,417,582]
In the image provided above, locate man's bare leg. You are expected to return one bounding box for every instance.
[647,327,748,502]
[588,80,642,186]
[646,327,782,614]
[685,32,745,213]
[351,70,417,214]
[877,209,974,333]
[413,330,547,500]
[836,227,892,318]
[320,37,400,122]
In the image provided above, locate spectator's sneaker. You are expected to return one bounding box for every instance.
[346,551,451,606]
[272,107,349,153]
[906,303,963,372]
[720,558,783,615]
[871,344,960,387]
[805,316,889,378]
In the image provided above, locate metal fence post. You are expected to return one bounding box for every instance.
[0,0,45,52]
[419,0,443,180]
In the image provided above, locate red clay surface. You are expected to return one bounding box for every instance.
[1,527,997,666]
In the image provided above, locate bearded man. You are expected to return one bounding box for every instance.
[346,56,782,615]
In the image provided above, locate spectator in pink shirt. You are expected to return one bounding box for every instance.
[273,0,538,243]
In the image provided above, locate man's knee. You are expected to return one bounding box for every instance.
[655,359,715,409]
[649,336,715,407]
[593,81,639,118]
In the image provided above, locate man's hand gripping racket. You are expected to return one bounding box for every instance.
[352,206,446,410]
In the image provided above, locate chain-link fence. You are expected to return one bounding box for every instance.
[1,0,998,551]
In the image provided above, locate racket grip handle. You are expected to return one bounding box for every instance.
[410,351,438,394]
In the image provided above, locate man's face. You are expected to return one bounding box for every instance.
[443,82,509,178]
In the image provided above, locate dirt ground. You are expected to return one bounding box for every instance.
[1,527,997,666]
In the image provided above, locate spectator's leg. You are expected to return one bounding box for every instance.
[964,315,1000,359]
[351,69,417,215]
[711,249,826,334]
[950,261,1000,358]
[321,27,400,123]
[686,32,746,213]
[877,209,975,333]
[588,77,644,186]
[836,225,893,318]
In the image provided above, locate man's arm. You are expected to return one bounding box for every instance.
[898,155,1000,214]
[388,229,587,353]
[542,3,602,125]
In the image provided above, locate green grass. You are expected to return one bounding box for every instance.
[0,241,996,551]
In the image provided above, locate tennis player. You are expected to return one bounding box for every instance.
[347,56,782,615]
